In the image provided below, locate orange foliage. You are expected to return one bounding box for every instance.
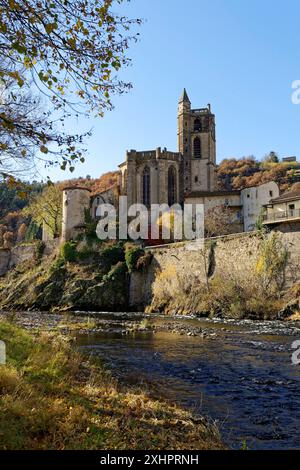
[217,157,299,191]
[60,171,120,195]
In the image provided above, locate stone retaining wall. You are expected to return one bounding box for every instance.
[129,231,300,308]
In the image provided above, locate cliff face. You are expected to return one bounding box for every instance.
[0,245,129,312]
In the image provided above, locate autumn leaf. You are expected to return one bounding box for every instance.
[44,22,58,34]
[40,145,49,154]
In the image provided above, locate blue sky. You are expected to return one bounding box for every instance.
[43,0,300,181]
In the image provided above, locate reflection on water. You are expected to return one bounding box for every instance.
[77,314,300,450]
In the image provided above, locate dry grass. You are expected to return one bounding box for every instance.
[148,262,284,319]
[0,320,224,450]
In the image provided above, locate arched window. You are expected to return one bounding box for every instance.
[168,166,177,206]
[194,118,202,132]
[193,137,201,158]
[142,166,151,206]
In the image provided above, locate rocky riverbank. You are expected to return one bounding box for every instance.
[0,318,224,450]
[0,310,223,339]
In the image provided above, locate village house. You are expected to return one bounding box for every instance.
[263,183,300,232]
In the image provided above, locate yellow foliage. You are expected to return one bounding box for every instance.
[256,256,265,274]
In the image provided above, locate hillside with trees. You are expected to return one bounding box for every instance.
[0,171,120,247]
[217,154,300,192]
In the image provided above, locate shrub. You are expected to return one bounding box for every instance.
[77,247,94,261]
[102,261,128,283]
[136,252,153,271]
[49,257,65,273]
[100,245,124,269]
[84,208,99,243]
[125,247,144,272]
[34,240,45,262]
[256,232,288,292]
[25,221,42,241]
[60,241,77,262]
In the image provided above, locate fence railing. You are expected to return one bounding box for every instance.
[263,209,300,223]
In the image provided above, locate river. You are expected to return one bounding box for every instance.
[76,313,300,450]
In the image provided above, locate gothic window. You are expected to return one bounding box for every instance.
[168,166,177,206]
[142,166,151,206]
[194,118,202,132]
[193,137,201,158]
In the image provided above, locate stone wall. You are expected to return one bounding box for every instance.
[129,231,300,308]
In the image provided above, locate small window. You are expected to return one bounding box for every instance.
[289,204,295,210]
[195,176,198,182]
[269,191,273,197]
[247,194,250,198]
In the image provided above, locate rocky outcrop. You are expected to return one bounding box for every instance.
[0,250,129,312]
[0,240,60,277]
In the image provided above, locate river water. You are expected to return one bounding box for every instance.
[76,313,300,450]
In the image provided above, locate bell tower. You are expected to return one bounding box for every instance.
[178,89,217,194]
[178,88,192,195]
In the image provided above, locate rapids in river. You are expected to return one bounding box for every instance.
[76,313,300,450]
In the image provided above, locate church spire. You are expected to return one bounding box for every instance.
[179,88,190,103]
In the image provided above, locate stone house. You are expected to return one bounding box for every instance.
[241,181,279,231]
[263,183,300,232]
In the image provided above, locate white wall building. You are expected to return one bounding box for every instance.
[241,182,279,232]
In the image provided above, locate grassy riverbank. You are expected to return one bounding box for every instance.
[0,320,223,450]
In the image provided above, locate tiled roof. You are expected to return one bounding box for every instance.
[270,183,300,203]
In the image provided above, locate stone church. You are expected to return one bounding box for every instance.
[118,89,217,207]
[59,90,278,241]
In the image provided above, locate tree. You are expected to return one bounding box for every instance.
[23,184,62,238]
[0,0,141,178]
[205,205,232,238]
[264,151,279,163]
[0,72,80,179]
[0,179,44,219]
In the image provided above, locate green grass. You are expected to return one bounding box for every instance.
[0,319,224,450]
